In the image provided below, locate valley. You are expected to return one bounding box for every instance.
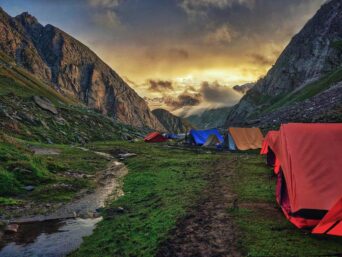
[0,0,342,256]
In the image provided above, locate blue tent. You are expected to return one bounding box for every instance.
[228,132,237,150]
[189,129,224,145]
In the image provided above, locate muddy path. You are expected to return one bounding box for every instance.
[157,156,241,257]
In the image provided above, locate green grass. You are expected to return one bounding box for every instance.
[0,52,75,105]
[0,135,110,206]
[231,154,342,257]
[0,196,22,205]
[72,141,215,257]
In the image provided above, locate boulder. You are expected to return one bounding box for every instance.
[33,96,58,114]
[5,224,19,233]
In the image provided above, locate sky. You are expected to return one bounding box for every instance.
[0,0,326,114]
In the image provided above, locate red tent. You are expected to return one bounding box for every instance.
[312,197,342,236]
[260,131,279,168]
[263,123,342,230]
[144,132,168,143]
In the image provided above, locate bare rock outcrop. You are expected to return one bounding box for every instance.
[0,8,164,130]
[226,0,342,126]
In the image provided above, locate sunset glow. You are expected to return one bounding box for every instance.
[1,0,326,111]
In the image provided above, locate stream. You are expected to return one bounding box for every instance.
[0,160,128,257]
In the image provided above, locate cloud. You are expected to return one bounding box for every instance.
[164,91,202,109]
[148,80,174,92]
[155,81,241,111]
[92,9,121,28]
[204,24,237,44]
[88,0,123,28]
[199,81,241,104]
[180,0,255,16]
[249,53,276,66]
[88,0,120,8]
[168,48,190,60]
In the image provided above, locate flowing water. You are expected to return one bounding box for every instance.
[0,160,128,257]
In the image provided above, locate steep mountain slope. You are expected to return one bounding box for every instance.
[0,51,146,144]
[185,107,232,129]
[152,109,191,133]
[226,0,342,127]
[0,8,164,130]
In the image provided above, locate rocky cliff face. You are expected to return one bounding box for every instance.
[0,8,165,130]
[152,109,191,133]
[226,0,342,126]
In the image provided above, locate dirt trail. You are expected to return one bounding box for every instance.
[157,156,241,257]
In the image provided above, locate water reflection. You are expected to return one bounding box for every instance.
[0,218,101,257]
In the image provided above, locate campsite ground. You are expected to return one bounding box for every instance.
[72,141,342,257]
[0,138,341,256]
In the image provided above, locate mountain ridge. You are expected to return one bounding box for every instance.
[225,0,342,127]
[0,8,165,131]
[152,108,191,133]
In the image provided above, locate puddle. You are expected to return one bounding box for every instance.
[0,218,101,257]
[0,159,128,257]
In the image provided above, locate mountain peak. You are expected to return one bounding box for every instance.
[225,0,342,127]
[0,8,165,131]
[15,11,41,28]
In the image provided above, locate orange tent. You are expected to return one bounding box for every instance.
[269,123,342,229]
[228,127,264,151]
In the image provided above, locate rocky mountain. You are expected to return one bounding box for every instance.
[152,109,191,133]
[0,51,147,144]
[185,107,232,129]
[226,0,342,128]
[0,8,164,131]
[233,83,255,94]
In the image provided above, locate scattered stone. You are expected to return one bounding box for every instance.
[31,147,61,155]
[116,207,125,213]
[118,153,137,159]
[19,112,38,125]
[33,96,58,114]
[13,167,32,174]
[41,120,50,130]
[23,185,35,191]
[5,224,19,233]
